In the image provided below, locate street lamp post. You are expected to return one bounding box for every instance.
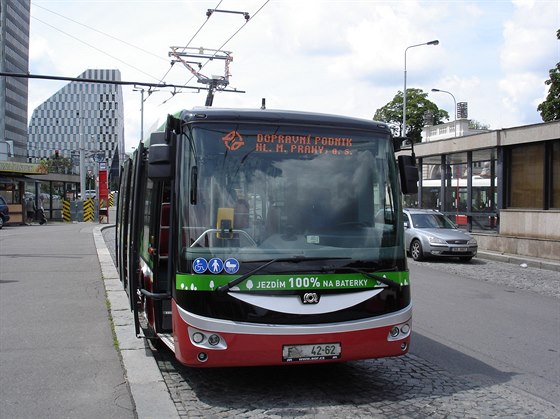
[403,39,439,137]
[133,87,145,142]
[431,88,457,137]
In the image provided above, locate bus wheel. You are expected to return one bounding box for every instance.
[410,240,424,261]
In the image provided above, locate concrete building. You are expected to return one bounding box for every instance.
[414,119,560,261]
[0,0,30,163]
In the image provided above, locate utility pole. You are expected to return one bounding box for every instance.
[78,83,86,201]
[133,86,148,142]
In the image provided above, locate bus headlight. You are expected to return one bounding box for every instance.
[208,334,220,346]
[188,327,227,350]
[387,322,411,341]
[192,332,205,344]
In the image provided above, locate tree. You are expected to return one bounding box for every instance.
[373,88,449,143]
[38,152,73,174]
[468,120,490,130]
[537,30,560,121]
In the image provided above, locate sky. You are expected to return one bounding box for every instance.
[27,0,559,152]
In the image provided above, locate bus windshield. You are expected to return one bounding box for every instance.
[178,122,404,273]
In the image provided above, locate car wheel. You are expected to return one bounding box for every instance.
[0,217,4,229]
[410,239,424,261]
[459,256,473,262]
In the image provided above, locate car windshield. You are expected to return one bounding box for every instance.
[177,122,405,273]
[411,213,456,229]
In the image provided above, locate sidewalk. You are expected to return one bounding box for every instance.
[477,250,560,272]
[93,225,179,419]
[0,222,135,418]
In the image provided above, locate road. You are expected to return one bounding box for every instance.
[409,258,560,405]
[101,225,559,417]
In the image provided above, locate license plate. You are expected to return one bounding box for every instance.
[452,247,468,252]
[282,343,341,362]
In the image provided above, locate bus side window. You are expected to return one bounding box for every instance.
[159,203,170,257]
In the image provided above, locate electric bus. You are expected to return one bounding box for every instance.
[116,108,419,367]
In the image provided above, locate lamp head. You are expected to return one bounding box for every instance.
[427,40,439,45]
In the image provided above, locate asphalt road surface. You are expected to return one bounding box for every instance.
[409,258,560,406]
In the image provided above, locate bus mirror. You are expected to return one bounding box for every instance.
[398,155,419,195]
[165,114,181,143]
[393,137,413,152]
[148,143,172,180]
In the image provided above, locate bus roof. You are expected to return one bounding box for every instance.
[177,107,392,133]
[139,108,392,147]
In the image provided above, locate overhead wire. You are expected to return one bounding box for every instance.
[156,0,224,87]
[32,3,168,63]
[160,0,271,105]
[30,0,270,106]
[30,15,162,81]
[31,1,223,103]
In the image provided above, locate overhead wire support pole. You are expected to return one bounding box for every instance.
[0,71,245,95]
[0,71,200,90]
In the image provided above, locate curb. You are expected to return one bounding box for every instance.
[93,226,179,419]
[477,251,560,272]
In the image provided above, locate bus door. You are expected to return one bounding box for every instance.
[149,182,173,334]
[128,143,147,338]
[116,158,132,291]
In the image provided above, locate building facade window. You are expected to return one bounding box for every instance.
[508,143,545,209]
[551,140,560,209]
[471,149,497,213]
[417,148,498,231]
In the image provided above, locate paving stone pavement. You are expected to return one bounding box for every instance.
[101,226,558,418]
[151,348,557,418]
[407,256,560,299]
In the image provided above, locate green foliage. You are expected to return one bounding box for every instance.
[468,120,490,130]
[373,88,449,143]
[537,29,560,122]
[86,172,96,190]
[537,62,560,122]
[43,153,73,174]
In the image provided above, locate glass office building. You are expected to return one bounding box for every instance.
[28,69,125,174]
[0,0,30,163]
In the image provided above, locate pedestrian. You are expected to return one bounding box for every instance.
[26,197,36,225]
[36,197,47,225]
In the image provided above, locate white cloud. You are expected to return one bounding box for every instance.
[26,0,558,150]
[497,0,558,126]
[500,72,545,122]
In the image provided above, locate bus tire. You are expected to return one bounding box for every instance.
[410,239,424,261]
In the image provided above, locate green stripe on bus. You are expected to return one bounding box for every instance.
[176,271,409,292]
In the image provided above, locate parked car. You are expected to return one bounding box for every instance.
[78,190,96,199]
[403,208,477,262]
[0,196,10,229]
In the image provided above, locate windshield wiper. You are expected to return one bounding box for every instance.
[339,267,402,290]
[216,256,351,293]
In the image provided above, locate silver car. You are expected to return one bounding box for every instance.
[403,209,477,262]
